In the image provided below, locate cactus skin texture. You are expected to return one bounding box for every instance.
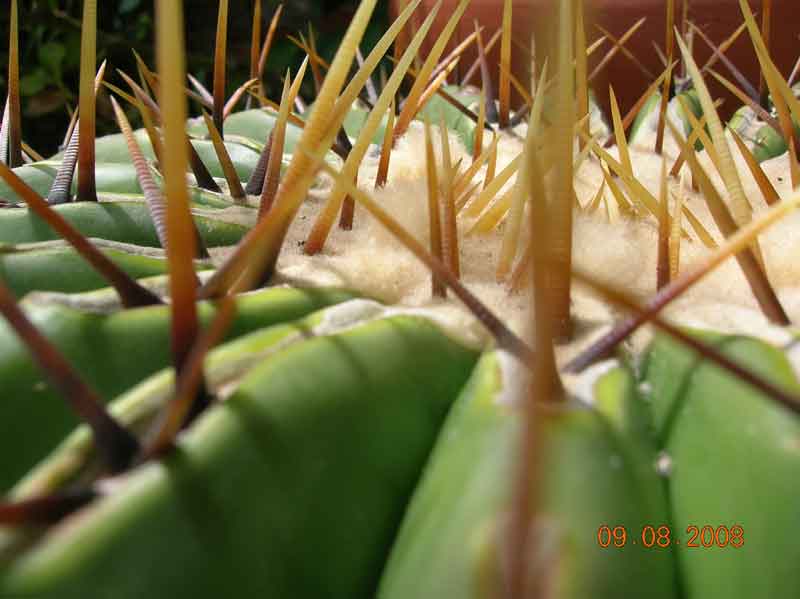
[377,337,800,598]
[0,285,355,491]
[0,200,247,247]
[0,241,213,297]
[0,315,478,599]
[379,352,676,599]
[644,332,800,598]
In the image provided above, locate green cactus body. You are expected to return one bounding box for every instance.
[629,90,704,149]
[0,240,213,297]
[0,163,59,200]
[751,121,800,163]
[0,112,301,207]
[643,333,800,598]
[628,90,662,145]
[0,285,356,491]
[186,108,304,154]
[76,128,156,164]
[189,139,262,181]
[0,162,144,201]
[0,315,479,599]
[0,200,247,247]
[417,84,480,153]
[378,352,676,599]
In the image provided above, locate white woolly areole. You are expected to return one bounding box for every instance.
[563,359,621,407]
[217,106,800,400]
[313,297,488,351]
[274,121,532,345]
[495,350,531,406]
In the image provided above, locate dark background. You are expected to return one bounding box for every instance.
[0,0,390,156]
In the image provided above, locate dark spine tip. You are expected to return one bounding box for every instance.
[0,489,98,526]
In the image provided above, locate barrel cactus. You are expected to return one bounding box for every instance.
[0,0,799,597]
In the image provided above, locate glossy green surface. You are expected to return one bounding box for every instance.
[629,90,703,149]
[0,286,355,491]
[417,85,479,153]
[643,333,800,598]
[0,316,479,599]
[379,353,675,599]
[0,201,247,247]
[0,243,212,298]
[0,163,58,201]
[186,108,303,153]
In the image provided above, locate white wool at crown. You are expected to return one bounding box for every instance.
[274,110,800,367]
[277,121,532,348]
[572,127,800,342]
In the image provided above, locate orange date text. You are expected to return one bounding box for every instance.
[596,524,744,549]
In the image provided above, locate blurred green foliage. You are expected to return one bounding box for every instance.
[0,0,388,156]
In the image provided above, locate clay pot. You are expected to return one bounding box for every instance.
[390,0,800,120]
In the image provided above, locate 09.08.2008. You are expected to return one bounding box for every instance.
[597,524,745,549]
